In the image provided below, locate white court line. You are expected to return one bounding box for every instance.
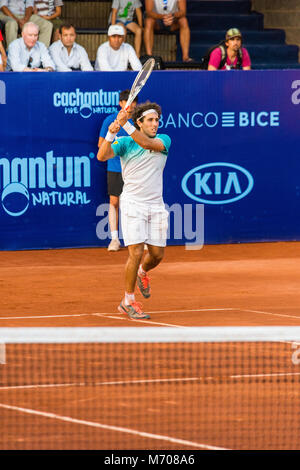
[2,307,300,322]
[2,307,300,326]
[0,314,93,320]
[243,309,300,320]
[2,370,300,392]
[94,313,188,328]
[0,383,79,391]
[0,402,228,451]
[147,308,235,314]
[230,372,300,379]
[197,372,300,381]
[0,308,236,321]
[0,377,200,391]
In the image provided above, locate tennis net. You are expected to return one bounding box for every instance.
[1,326,300,450]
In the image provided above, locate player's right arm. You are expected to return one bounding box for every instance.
[129,128,166,152]
[97,120,120,161]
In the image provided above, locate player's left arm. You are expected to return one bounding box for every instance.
[130,129,166,152]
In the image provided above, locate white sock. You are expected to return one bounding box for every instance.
[111,230,118,240]
[138,264,146,277]
[125,292,135,304]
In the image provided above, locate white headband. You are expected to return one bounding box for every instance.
[137,109,158,121]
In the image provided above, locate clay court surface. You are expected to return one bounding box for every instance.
[1,241,300,450]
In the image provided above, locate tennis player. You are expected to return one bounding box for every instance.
[97,102,171,320]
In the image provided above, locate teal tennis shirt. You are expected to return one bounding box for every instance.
[112,134,171,204]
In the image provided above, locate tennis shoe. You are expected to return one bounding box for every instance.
[118,299,150,320]
[137,270,151,298]
[108,239,121,252]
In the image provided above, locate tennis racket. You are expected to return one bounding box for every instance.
[124,58,155,111]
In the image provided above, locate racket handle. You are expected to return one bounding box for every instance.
[124,98,132,112]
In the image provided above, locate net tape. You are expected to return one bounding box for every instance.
[1,326,300,343]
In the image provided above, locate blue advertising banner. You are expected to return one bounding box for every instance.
[0,70,300,250]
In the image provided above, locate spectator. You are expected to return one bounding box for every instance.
[110,0,143,58]
[6,21,55,71]
[49,23,93,71]
[97,89,138,252]
[33,0,64,43]
[0,0,53,47]
[94,24,142,71]
[208,28,251,71]
[144,0,192,62]
[0,28,7,69]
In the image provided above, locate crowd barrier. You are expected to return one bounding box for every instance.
[0,70,300,250]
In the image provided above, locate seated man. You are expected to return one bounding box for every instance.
[49,23,93,71]
[208,28,251,71]
[0,0,53,47]
[94,24,141,71]
[110,0,143,57]
[144,0,192,62]
[6,21,55,71]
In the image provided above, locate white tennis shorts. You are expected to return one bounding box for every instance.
[120,199,169,247]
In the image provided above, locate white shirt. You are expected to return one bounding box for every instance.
[6,37,55,71]
[94,41,142,72]
[49,40,93,71]
[153,0,178,15]
[0,0,34,16]
[121,148,167,204]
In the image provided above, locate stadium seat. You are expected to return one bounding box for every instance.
[175,0,300,69]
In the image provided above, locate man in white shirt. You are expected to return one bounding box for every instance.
[6,21,55,71]
[49,23,93,71]
[0,0,53,47]
[94,24,142,71]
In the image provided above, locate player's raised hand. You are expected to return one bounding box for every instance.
[117,109,129,127]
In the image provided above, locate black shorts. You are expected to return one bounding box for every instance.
[107,171,124,197]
